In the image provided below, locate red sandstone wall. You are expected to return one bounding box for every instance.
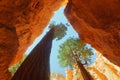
[65,0,120,66]
[0,0,66,79]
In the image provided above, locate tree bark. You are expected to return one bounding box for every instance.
[12,28,54,80]
[76,61,93,80]
[72,51,93,80]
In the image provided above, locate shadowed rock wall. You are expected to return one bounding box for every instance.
[0,0,66,79]
[65,0,120,66]
[0,23,19,80]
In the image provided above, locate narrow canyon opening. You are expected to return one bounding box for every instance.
[0,0,120,80]
[8,6,97,80]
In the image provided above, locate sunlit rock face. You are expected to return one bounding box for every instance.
[50,73,65,80]
[72,51,120,80]
[87,51,120,80]
[0,0,67,79]
[65,70,73,80]
[65,0,120,67]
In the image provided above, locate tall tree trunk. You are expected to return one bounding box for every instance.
[12,28,54,80]
[76,61,93,80]
[72,51,93,80]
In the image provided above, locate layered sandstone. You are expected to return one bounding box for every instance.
[87,51,120,80]
[0,0,67,79]
[65,0,120,66]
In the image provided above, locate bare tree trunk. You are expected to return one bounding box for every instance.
[12,28,54,80]
[76,61,93,80]
[72,51,93,80]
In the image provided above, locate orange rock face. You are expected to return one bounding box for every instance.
[66,70,73,80]
[88,51,120,80]
[50,73,65,80]
[65,0,120,66]
[0,24,19,80]
[0,0,120,79]
[0,0,66,79]
[72,51,120,80]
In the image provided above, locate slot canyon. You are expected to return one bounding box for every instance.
[0,0,120,80]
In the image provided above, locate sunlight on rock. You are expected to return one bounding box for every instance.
[85,51,120,80]
[50,73,65,80]
[64,51,120,80]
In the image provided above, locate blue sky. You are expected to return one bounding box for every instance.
[25,6,96,75]
[50,6,79,75]
[25,6,79,75]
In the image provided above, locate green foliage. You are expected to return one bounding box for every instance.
[8,54,27,76]
[57,38,94,69]
[49,22,67,40]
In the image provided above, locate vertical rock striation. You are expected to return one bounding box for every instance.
[87,51,120,80]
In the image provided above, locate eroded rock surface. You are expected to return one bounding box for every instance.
[0,0,66,79]
[0,24,19,80]
[65,0,120,66]
[88,51,120,80]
